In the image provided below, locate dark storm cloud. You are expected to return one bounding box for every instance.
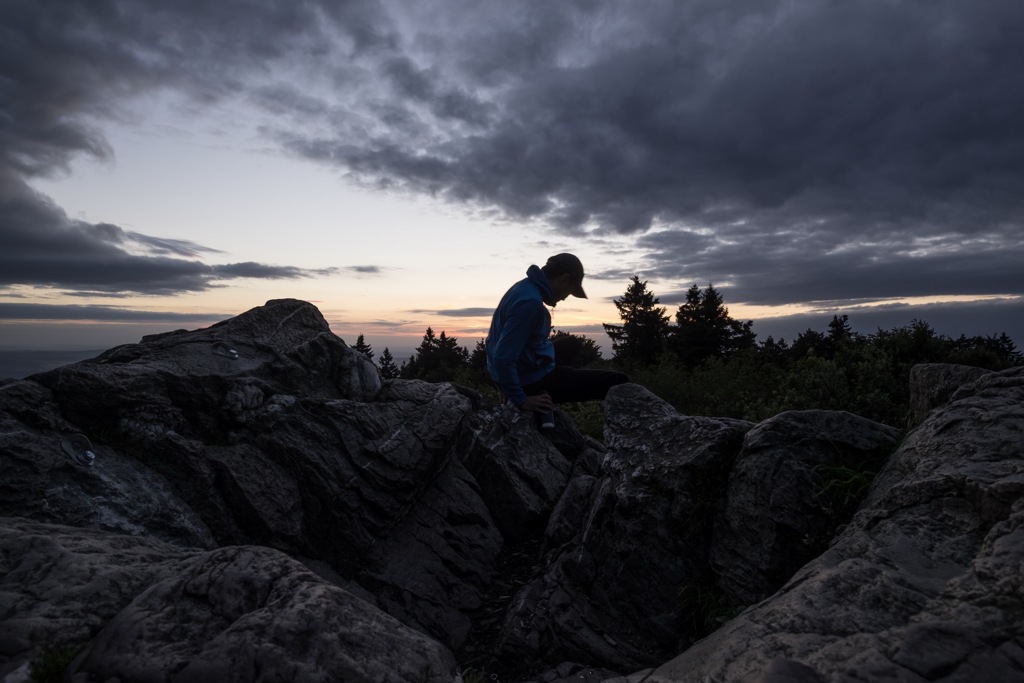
[213,262,337,279]
[0,174,336,294]
[0,0,365,295]
[272,0,1024,308]
[414,308,493,317]
[0,303,227,323]
[4,0,1024,312]
[645,225,1024,306]
[753,298,1024,347]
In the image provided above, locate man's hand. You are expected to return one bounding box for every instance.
[521,393,554,412]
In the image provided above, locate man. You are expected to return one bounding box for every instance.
[485,253,629,424]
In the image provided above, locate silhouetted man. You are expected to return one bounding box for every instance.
[485,253,629,426]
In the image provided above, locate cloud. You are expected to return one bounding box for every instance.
[0,302,228,323]
[213,262,338,280]
[272,1,1024,307]
[751,297,1024,346]
[415,307,494,317]
[0,175,336,294]
[4,0,1024,311]
[0,0,361,296]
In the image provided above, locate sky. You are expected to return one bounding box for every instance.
[2,0,1023,361]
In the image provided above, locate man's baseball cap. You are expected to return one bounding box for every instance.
[545,253,587,299]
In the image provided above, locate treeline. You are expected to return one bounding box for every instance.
[350,279,1021,430]
[351,329,489,386]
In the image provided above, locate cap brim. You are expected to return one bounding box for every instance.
[572,283,587,299]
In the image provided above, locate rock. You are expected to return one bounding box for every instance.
[493,384,753,673]
[0,517,456,683]
[710,410,901,606]
[907,363,991,428]
[461,404,583,544]
[0,380,215,548]
[0,517,201,680]
[363,458,503,648]
[4,302,1021,683]
[644,366,1024,682]
[68,544,457,683]
[521,661,624,682]
[1,301,505,653]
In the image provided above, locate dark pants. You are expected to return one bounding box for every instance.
[523,366,630,404]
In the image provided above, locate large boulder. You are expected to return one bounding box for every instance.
[0,518,199,680]
[644,366,1024,682]
[69,544,456,683]
[0,380,215,549]
[907,363,991,428]
[710,410,901,606]
[1,300,503,652]
[0,518,457,683]
[492,384,753,673]
[461,404,595,545]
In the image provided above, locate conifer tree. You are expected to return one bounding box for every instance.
[401,327,470,381]
[378,347,400,379]
[351,334,374,360]
[670,283,755,367]
[469,339,487,373]
[551,329,603,367]
[603,276,670,365]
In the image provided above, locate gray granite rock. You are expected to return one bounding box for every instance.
[0,517,201,681]
[643,366,1024,683]
[461,403,577,544]
[711,410,901,606]
[907,363,991,429]
[4,301,1021,683]
[68,544,456,683]
[493,384,753,673]
[0,380,215,548]
[0,300,502,653]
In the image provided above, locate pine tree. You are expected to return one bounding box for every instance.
[670,283,755,367]
[351,334,374,360]
[378,347,400,379]
[469,339,487,373]
[551,329,603,367]
[401,328,470,381]
[602,276,670,365]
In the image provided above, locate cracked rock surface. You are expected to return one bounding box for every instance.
[1,299,1021,683]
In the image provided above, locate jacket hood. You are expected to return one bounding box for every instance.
[526,264,556,306]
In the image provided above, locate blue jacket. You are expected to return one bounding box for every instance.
[486,265,556,406]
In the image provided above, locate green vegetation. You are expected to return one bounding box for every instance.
[31,644,83,683]
[814,461,878,522]
[359,280,1021,432]
[602,275,671,365]
[458,668,496,683]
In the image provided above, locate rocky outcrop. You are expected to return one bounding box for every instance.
[493,385,754,673]
[645,366,1024,682]
[0,518,456,683]
[710,410,901,606]
[0,518,199,677]
[907,363,991,428]
[0,379,215,549]
[1,299,1020,683]
[492,391,906,676]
